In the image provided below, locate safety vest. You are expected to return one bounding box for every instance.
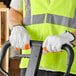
[20,0,76,74]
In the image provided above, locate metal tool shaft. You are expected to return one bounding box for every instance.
[0,40,74,76]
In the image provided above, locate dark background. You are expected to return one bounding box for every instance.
[0,0,11,8]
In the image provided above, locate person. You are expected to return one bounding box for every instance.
[9,0,76,76]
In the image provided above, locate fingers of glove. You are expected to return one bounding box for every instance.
[55,44,62,52]
[43,38,57,53]
[42,49,48,54]
[9,35,17,47]
[51,43,62,52]
[43,45,56,53]
[56,46,62,52]
[51,46,57,52]
[56,48,62,52]
[47,44,55,53]
[10,29,22,48]
[51,47,62,53]
[43,47,49,53]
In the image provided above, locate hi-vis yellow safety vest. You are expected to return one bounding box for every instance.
[20,0,76,74]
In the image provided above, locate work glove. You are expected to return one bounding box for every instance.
[9,25,31,50]
[42,31,75,54]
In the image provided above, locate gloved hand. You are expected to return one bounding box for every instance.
[42,31,75,54]
[9,25,31,50]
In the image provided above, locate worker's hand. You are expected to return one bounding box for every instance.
[9,25,31,50]
[42,31,75,54]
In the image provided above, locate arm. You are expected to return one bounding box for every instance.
[9,8,31,49]
[9,8,23,29]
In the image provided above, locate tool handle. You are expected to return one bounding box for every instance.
[0,40,11,76]
[0,40,74,76]
[30,40,74,76]
[62,44,74,76]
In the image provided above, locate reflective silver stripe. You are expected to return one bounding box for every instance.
[23,14,45,25]
[23,0,31,25]
[23,13,76,29]
[23,14,76,28]
[23,0,75,28]
[23,16,31,25]
[25,0,31,16]
[31,14,45,24]
[46,14,72,27]
[23,14,73,27]
[70,8,76,28]
[24,0,45,25]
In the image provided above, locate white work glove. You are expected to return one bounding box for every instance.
[9,25,31,50]
[42,31,75,54]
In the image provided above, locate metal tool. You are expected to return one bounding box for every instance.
[0,40,74,76]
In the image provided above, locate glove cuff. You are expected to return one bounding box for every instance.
[11,25,24,30]
[68,31,76,42]
[10,25,28,36]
